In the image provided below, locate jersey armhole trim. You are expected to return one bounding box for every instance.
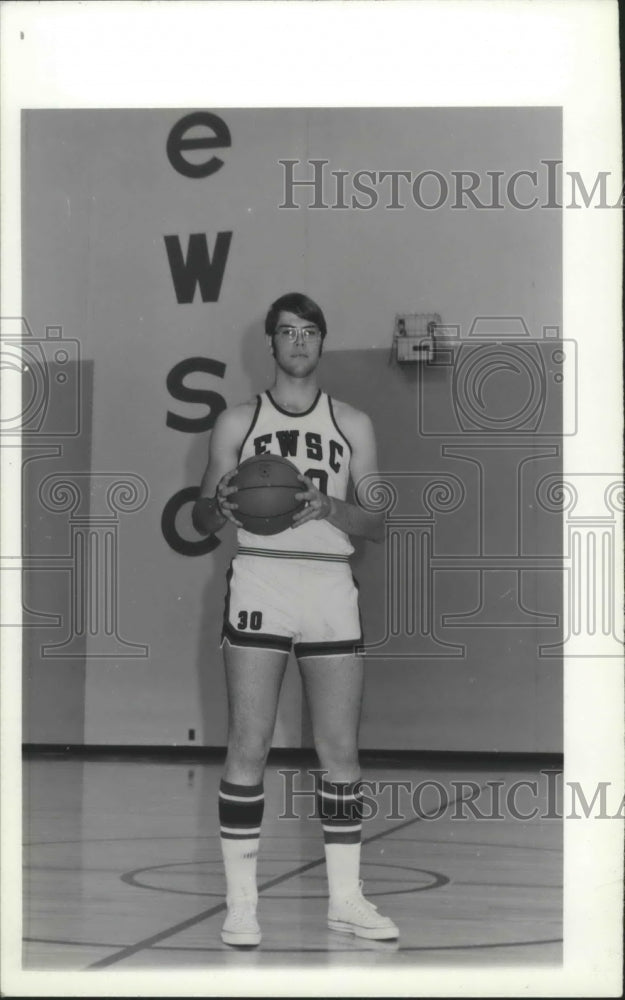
[328,396,353,455]
[237,395,262,463]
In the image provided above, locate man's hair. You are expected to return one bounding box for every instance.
[264,292,327,340]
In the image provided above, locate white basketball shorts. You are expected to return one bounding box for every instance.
[221,550,363,658]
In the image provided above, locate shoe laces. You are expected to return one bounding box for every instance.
[226,900,257,922]
[343,881,378,914]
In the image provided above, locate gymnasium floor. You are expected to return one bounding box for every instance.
[22,751,563,970]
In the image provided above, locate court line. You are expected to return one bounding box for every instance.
[25,833,337,848]
[119,858,448,899]
[388,837,563,853]
[25,834,564,852]
[86,791,470,969]
[454,880,562,890]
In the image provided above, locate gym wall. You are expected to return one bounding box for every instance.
[21,107,562,752]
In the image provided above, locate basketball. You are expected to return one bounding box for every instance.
[231,454,305,535]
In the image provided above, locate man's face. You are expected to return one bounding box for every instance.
[271,310,323,377]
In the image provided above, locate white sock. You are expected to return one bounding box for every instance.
[324,842,361,900]
[220,836,259,903]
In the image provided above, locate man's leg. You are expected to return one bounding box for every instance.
[298,652,363,891]
[219,639,288,945]
[298,653,398,939]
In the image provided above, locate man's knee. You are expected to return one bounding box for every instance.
[227,730,272,770]
[314,735,359,772]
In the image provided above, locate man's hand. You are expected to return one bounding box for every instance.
[291,474,332,527]
[216,468,243,528]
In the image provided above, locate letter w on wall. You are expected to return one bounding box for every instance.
[164,232,233,303]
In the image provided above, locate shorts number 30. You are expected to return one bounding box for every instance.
[237,610,263,630]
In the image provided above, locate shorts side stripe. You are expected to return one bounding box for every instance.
[222,562,234,636]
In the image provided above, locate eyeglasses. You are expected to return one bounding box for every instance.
[275,326,322,343]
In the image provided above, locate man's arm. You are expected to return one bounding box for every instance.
[192,408,247,535]
[292,408,385,543]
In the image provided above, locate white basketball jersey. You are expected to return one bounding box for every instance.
[237,390,354,556]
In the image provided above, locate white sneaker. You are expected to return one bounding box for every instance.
[221,900,261,947]
[328,883,399,940]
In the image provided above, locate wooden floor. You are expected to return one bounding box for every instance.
[22,754,562,971]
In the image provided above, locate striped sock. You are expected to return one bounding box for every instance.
[316,777,363,899]
[219,779,264,902]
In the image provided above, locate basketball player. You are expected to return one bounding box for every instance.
[193,292,398,946]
